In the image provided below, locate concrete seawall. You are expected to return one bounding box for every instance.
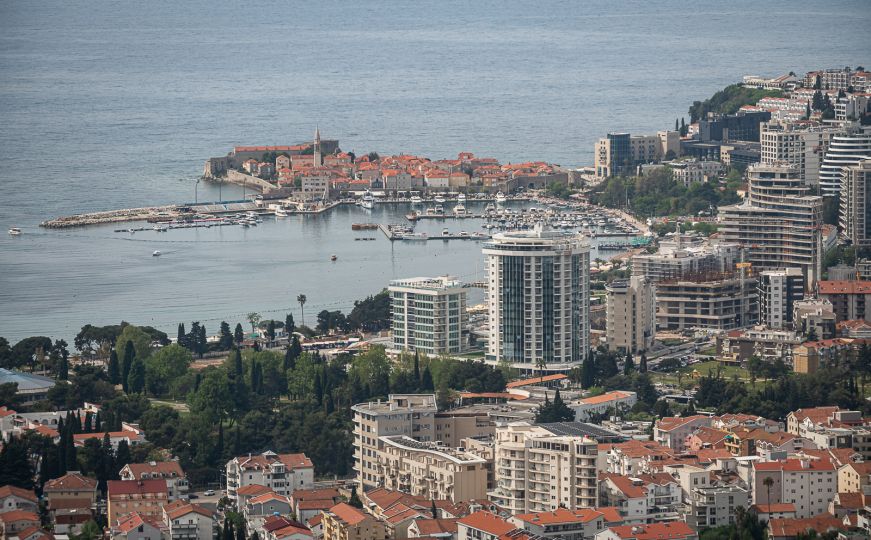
[223,170,276,192]
[41,205,180,228]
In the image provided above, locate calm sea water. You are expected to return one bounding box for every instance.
[0,0,868,342]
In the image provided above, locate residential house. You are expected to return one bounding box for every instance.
[752,457,837,518]
[0,510,40,537]
[838,462,871,494]
[598,473,681,524]
[290,488,343,523]
[111,512,166,540]
[43,472,98,522]
[457,511,515,540]
[654,417,712,453]
[321,503,387,540]
[107,479,169,525]
[225,451,314,500]
[120,461,188,501]
[407,517,459,539]
[511,508,620,540]
[0,486,37,513]
[162,500,215,540]
[571,392,638,422]
[594,522,697,540]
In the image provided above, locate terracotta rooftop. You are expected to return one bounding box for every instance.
[44,473,97,492]
[122,461,184,479]
[458,511,515,536]
[605,522,696,540]
[327,503,369,526]
[751,503,796,513]
[817,280,871,295]
[579,391,634,406]
[107,479,168,496]
[514,507,606,525]
[413,518,459,535]
[0,485,37,502]
[768,514,846,538]
[506,374,567,389]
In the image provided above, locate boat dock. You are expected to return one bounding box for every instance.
[377,224,490,242]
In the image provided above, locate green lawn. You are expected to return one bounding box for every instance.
[650,360,770,390]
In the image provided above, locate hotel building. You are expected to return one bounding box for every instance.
[389,276,468,355]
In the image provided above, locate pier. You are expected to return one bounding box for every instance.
[377,224,490,242]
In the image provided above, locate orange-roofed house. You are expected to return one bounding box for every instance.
[120,461,188,500]
[225,451,314,500]
[245,492,292,519]
[511,508,614,539]
[598,473,681,524]
[594,522,697,540]
[107,479,169,525]
[0,485,37,513]
[43,472,97,518]
[408,517,458,538]
[290,488,343,522]
[571,391,638,422]
[321,503,386,540]
[837,461,871,494]
[749,503,797,521]
[0,510,40,537]
[654,416,712,452]
[72,429,145,450]
[111,511,166,540]
[600,440,676,476]
[162,501,215,540]
[457,511,516,540]
[767,514,848,540]
[752,457,837,518]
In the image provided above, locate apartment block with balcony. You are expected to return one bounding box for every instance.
[598,473,681,525]
[487,423,598,514]
[718,162,823,287]
[655,272,759,331]
[375,435,490,502]
[389,276,468,355]
[840,158,871,249]
[760,120,837,188]
[606,276,655,354]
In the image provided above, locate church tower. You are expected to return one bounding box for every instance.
[313,126,322,167]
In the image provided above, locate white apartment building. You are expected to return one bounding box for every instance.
[751,457,837,518]
[594,131,679,179]
[758,268,805,330]
[351,394,495,491]
[376,435,490,502]
[840,158,871,248]
[488,423,598,514]
[484,227,590,373]
[760,120,837,188]
[119,461,189,501]
[598,473,681,524]
[819,125,871,197]
[389,275,468,355]
[225,451,314,500]
[668,160,723,187]
[665,464,749,529]
[718,162,823,286]
[631,237,740,284]
[606,276,655,354]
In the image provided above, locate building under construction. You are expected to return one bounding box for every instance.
[655,270,759,331]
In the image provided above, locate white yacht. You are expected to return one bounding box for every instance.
[495,191,507,203]
[434,195,446,204]
[410,195,423,205]
[457,193,467,203]
[152,250,161,257]
[453,204,467,216]
[361,191,375,210]
[8,227,21,236]
[275,207,289,217]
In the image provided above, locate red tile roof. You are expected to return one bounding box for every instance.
[44,472,97,492]
[515,507,605,525]
[122,461,184,478]
[413,518,459,535]
[754,458,835,472]
[506,374,567,388]
[458,511,515,536]
[0,510,39,523]
[107,479,168,496]
[235,484,272,496]
[818,281,871,295]
[605,522,696,540]
[751,503,796,513]
[165,503,212,520]
[580,390,634,405]
[327,503,369,526]
[768,514,846,538]
[0,485,37,502]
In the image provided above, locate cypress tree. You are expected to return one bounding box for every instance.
[234,323,244,345]
[64,428,77,472]
[285,313,295,337]
[235,520,246,540]
[581,354,596,389]
[0,437,34,489]
[639,353,648,374]
[121,340,135,392]
[177,323,186,346]
[413,351,421,383]
[421,366,434,391]
[108,350,120,384]
[115,440,131,472]
[623,354,635,375]
[313,371,323,405]
[128,358,145,394]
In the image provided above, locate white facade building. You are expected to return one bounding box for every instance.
[484,226,590,373]
[760,120,837,188]
[225,451,314,500]
[389,276,467,355]
[819,125,871,197]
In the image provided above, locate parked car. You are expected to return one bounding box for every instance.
[204,490,215,496]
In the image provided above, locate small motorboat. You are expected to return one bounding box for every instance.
[410,195,423,205]
[275,207,289,217]
[331,254,338,261]
[8,227,21,235]
[434,195,446,204]
[152,250,162,257]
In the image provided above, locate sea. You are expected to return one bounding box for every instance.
[0,0,868,343]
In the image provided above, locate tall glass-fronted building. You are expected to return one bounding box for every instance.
[483,227,590,373]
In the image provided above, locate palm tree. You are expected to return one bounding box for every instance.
[763,476,774,506]
[297,294,307,326]
[246,312,261,335]
[536,357,547,386]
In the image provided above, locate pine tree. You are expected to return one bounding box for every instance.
[234,323,244,345]
[108,350,120,385]
[121,340,135,392]
[313,371,324,405]
[288,336,302,362]
[198,324,207,356]
[431,499,438,518]
[0,437,34,488]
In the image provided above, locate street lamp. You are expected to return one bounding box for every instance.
[195,178,202,205]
